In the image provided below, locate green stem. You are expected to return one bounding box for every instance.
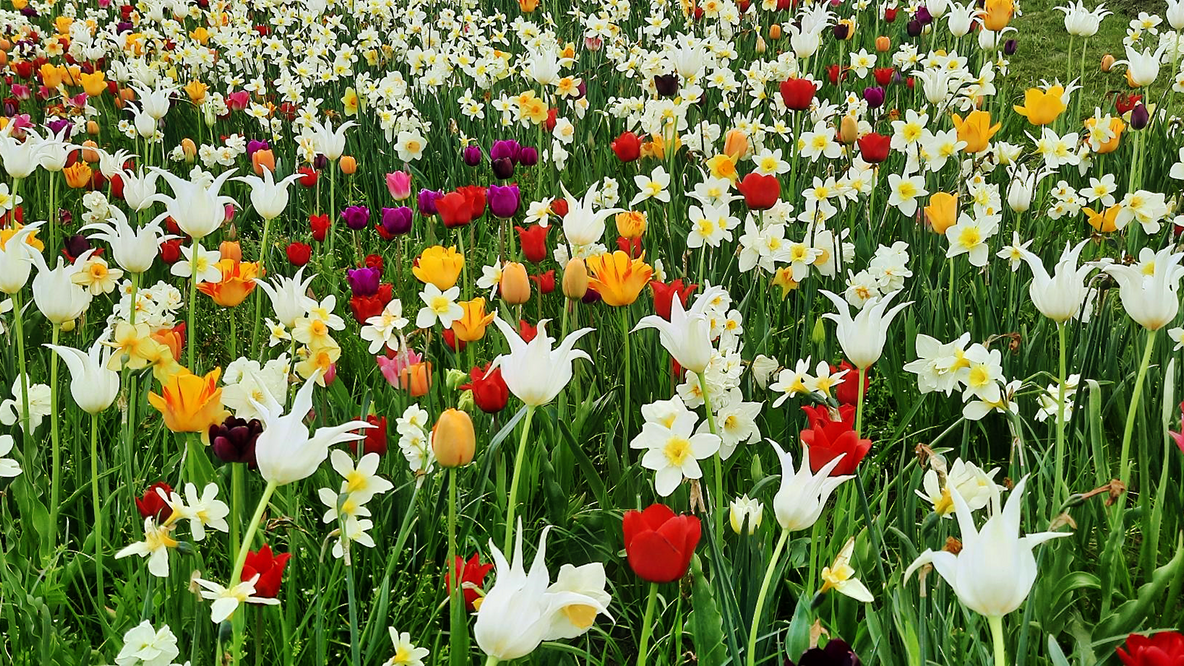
[12,289,30,455]
[1054,323,1068,508]
[855,367,866,437]
[231,463,244,577]
[636,582,660,666]
[698,371,724,539]
[484,657,498,666]
[48,324,61,559]
[343,519,361,666]
[747,529,790,666]
[91,412,104,609]
[250,217,270,357]
[503,405,537,553]
[621,307,631,467]
[231,480,278,585]
[1118,328,1158,487]
[187,239,201,370]
[988,615,1006,666]
[448,466,466,665]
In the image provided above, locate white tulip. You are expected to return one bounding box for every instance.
[771,441,852,532]
[30,253,91,325]
[632,285,723,374]
[559,182,622,245]
[0,222,43,294]
[1018,240,1094,323]
[1102,246,1184,330]
[233,168,303,221]
[81,207,173,274]
[820,289,912,369]
[147,168,237,240]
[254,266,317,328]
[45,339,120,414]
[488,317,593,406]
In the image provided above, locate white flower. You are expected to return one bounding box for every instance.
[171,244,223,284]
[916,457,1005,517]
[115,518,177,578]
[630,165,671,206]
[382,628,430,666]
[0,434,19,477]
[887,172,928,216]
[415,284,463,329]
[729,494,764,534]
[821,537,874,602]
[944,212,1000,267]
[820,289,912,369]
[116,621,179,666]
[771,442,853,532]
[168,482,230,542]
[488,318,594,406]
[330,450,394,505]
[195,574,280,624]
[631,395,721,496]
[361,300,409,353]
[0,375,52,434]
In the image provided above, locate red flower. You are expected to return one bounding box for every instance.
[615,236,642,258]
[350,414,388,456]
[545,108,559,132]
[826,64,847,85]
[779,77,815,110]
[1171,401,1184,455]
[611,131,641,162]
[135,482,173,521]
[800,404,871,476]
[446,553,495,611]
[516,224,549,263]
[518,319,537,342]
[1116,93,1143,115]
[873,67,895,87]
[437,191,473,228]
[310,213,331,242]
[364,253,384,275]
[349,283,393,324]
[1117,631,1184,666]
[298,166,318,188]
[622,504,701,583]
[286,242,311,266]
[858,132,891,163]
[551,197,569,218]
[884,6,897,21]
[833,360,869,406]
[242,544,291,598]
[530,270,555,294]
[442,329,467,352]
[650,279,697,320]
[159,238,183,264]
[737,173,780,210]
[460,364,509,414]
[457,185,487,220]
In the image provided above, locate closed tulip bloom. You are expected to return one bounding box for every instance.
[820,289,912,369]
[585,251,653,306]
[432,408,476,467]
[1013,86,1067,126]
[622,504,701,582]
[1018,240,1094,323]
[779,77,816,110]
[489,184,521,219]
[500,262,531,305]
[904,476,1068,618]
[0,222,43,293]
[412,245,465,290]
[800,404,871,476]
[858,132,891,163]
[736,172,781,210]
[249,371,371,486]
[980,0,1014,30]
[562,258,588,299]
[46,339,120,414]
[147,168,237,240]
[233,169,303,221]
[1116,632,1184,666]
[951,111,1001,153]
[771,441,853,531]
[386,171,412,200]
[31,253,92,325]
[924,192,958,234]
[632,285,722,374]
[460,364,510,414]
[452,298,496,342]
[489,317,593,406]
[148,367,228,435]
[1103,246,1184,330]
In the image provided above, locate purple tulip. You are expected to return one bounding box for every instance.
[62,234,90,260]
[1131,103,1150,130]
[418,189,443,216]
[209,416,263,467]
[247,140,270,157]
[863,86,885,109]
[313,154,328,170]
[519,147,539,167]
[490,139,522,163]
[488,184,521,219]
[832,23,849,40]
[582,287,602,304]
[1004,39,1018,56]
[340,206,370,231]
[492,157,515,179]
[463,144,483,166]
[915,6,932,24]
[381,206,414,236]
[46,118,72,138]
[347,267,381,296]
[907,19,922,36]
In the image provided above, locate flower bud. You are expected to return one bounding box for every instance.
[500,261,531,304]
[1101,54,1115,72]
[729,495,763,535]
[811,316,826,346]
[340,155,357,175]
[875,36,891,52]
[755,35,767,54]
[432,408,476,467]
[457,390,476,413]
[81,140,100,163]
[219,240,242,261]
[181,138,197,163]
[1130,103,1150,130]
[446,368,469,390]
[768,24,782,40]
[562,258,588,299]
[615,211,647,239]
[86,120,99,135]
[839,115,859,144]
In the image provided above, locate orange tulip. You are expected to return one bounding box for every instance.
[219,241,242,261]
[563,258,588,300]
[400,361,433,397]
[519,0,538,11]
[183,80,208,104]
[197,260,260,307]
[251,149,275,175]
[875,36,891,52]
[340,155,357,175]
[63,161,92,189]
[152,325,185,363]
[924,193,958,234]
[585,251,654,306]
[723,129,750,161]
[147,367,227,435]
[0,222,45,252]
[452,298,496,342]
[1086,116,1125,154]
[980,0,1014,30]
[615,211,647,239]
[500,262,531,305]
[432,409,476,467]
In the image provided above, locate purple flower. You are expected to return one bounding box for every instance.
[915,6,932,24]
[46,119,72,138]
[347,267,381,296]
[463,144,483,166]
[340,206,370,231]
[209,416,263,467]
[488,184,521,219]
[1004,39,1018,56]
[381,207,414,236]
[418,189,443,216]
[863,86,885,109]
[519,147,539,167]
[247,140,270,157]
[491,157,515,180]
[62,234,90,260]
[490,139,521,163]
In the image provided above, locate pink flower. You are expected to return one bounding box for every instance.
[10,85,30,100]
[386,171,412,200]
[377,348,422,387]
[227,91,250,110]
[1172,401,1184,455]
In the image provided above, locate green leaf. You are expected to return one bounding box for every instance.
[1094,533,1184,656]
[785,599,812,663]
[687,555,727,666]
[1048,635,1071,666]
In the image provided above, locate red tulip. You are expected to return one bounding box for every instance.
[826,64,847,85]
[442,329,467,352]
[310,213,330,242]
[515,224,549,263]
[364,253,384,275]
[545,108,559,132]
[1116,93,1143,115]
[460,364,509,414]
[884,6,898,21]
[297,166,318,188]
[622,504,701,583]
[737,173,780,210]
[833,361,869,406]
[135,482,173,522]
[349,283,393,324]
[159,238,183,264]
[873,67,895,86]
[650,279,697,320]
[518,319,537,342]
[800,404,871,476]
[1171,402,1184,455]
[551,197,569,218]
[1117,631,1184,666]
[457,185,487,220]
[286,241,311,266]
[779,77,815,110]
[437,192,473,228]
[350,414,388,456]
[616,236,643,259]
[242,544,291,598]
[529,269,555,294]
[858,132,891,163]
[611,131,641,162]
[445,553,495,611]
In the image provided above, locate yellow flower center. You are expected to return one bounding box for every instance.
[562,604,598,630]
[431,295,451,314]
[958,226,982,249]
[664,437,692,466]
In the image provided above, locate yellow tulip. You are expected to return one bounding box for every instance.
[80,71,106,97]
[615,211,647,239]
[412,245,465,290]
[452,298,496,342]
[924,193,958,235]
[183,80,208,104]
[585,251,653,307]
[1084,205,1121,233]
[147,367,227,435]
[1013,86,1066,126]
[432,409,476,467]
[951,111,1001,153]
[980,0,1014,30]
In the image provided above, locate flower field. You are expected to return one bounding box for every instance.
[2,0,1184,663]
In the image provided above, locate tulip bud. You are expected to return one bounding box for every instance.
[181,138,197,163]
[875,36,891,52]
[839,115,859,144]
[755,35,766,53]
[811,316,826,346]
[86,120,99,136]
[1130,103,1150,130]
[768,24,782,40]
[252,149,275,175]
[1101,54,1115,72]
[81,140,100,163]
[323,363,337,386]
[432,409,476,467]
[729,496,763,535]
[723,129,749,160]
[500,262,531,304]
[445,368,468,390]
[340,155,357,175]
[562,258,588,299]
[457,390,476,413]
[219,240,242,261]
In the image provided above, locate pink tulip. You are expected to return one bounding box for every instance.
[386,171,412,200]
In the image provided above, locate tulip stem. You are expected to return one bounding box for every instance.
[503,405,536,554]
[697,371,724,540]
[855,367,866,437]
[483,657,498,666]
[48,324,61,561]
[187,238,200,370]
[231,480,278,586]
[987,615,1006,666]
[747,529,790,666]
[1118,327,1158,489]
[1054,323,1068,509]
[250,216,271,356]
[621,307,631,468]
[447,466,466,665]
[636,582,659,666]
[231,463,244,577]
[90,411,104,611]
[12,289,31,456]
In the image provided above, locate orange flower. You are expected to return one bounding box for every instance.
[80,71,106,97]
[452,298,496,342]
[1086,116,1125,154]
[980,0,1014,30]
[63,161,92,189]
[723,129,750,161]
[585,251,654,306]
[400,361,433,397]
[184,80,208,104]
[147,367,227,435]
[1084,205,1121,233]
[251,149,275,174]
[152,324,186,363]
[197,259,260,307]
[924,193,958,234]
[0,222,45,252]
[615,211,648,239]
[951,110,1001,154]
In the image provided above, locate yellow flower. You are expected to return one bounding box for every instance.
[951,111,1000,154]
[189,27,210,44]
[80,71,106,97]
[184,80,208,105]
[343,87,360,116]
[706,153,739,183]
[615,211,647,239]
[1013,86,1066,126]
[980,0,1014,30]
[412,245,465,290]
[147,367,227,435]
[924,193,959,235]
[772,267,799,299]
[296,342,341,385]
[197,260,260,307]
[104,321,155,370]
[451,298,496,342]
[585,251,653,307]
[40,64,64,89]
[517,91,549,125]
[1084,205,1121,233]
[0,223,44,252]
[63,161,93,189]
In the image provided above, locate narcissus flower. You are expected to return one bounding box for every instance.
[1013,86,1067,126]
[622,504,701,583]
[412,245,464,290]
[585,251,653,306]
[148,367,228,436]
